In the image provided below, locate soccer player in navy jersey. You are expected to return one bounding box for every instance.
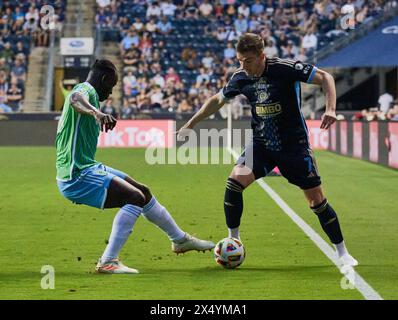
[178,33,357,267]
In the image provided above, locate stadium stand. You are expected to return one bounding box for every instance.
[0,0,67,113]
[94,0,396,119]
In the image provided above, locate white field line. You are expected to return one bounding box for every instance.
[227,147,383,300]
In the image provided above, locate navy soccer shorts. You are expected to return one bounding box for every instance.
[236,141,321,190]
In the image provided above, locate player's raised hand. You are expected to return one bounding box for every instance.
[320,111,336,130]
[176,124,194,141]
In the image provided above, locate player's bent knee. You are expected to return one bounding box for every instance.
[139,184,152,200]
[303,186,325,207]
[124,176,152,201]
[229,167,255,189]
[127,189,147,208]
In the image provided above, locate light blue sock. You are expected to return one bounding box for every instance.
[101,204,141,263]
[142,197,185,242]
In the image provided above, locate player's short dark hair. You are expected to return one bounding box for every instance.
[236,33,265,55]
[91,59,117,75]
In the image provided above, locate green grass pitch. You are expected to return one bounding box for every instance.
[0,147,397,299]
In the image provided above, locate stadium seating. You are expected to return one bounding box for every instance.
[0,0,67,112]
[94,1,394,117]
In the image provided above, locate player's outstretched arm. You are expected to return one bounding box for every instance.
[311,68,337,130]
[70,92,117,132]
[177,92,225,138]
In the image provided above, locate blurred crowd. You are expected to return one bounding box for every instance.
[0,0,66,113]
[350,92,398,121]
[95,0,395,118]
[304,92,398,122]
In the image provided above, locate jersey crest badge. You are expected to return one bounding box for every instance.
[294,62,304,70]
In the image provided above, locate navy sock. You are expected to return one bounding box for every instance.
[224,178,244,229]
[311,199,344,244]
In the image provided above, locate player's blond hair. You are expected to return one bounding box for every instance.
[236,33,265,55]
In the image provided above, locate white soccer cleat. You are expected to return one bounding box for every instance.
[339,253,359,267]
[172,233,215,254]
[95,258,139,274]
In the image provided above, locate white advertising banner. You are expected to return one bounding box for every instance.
[61,38,94,56]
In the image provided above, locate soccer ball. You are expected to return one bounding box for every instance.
[214,237,245,269]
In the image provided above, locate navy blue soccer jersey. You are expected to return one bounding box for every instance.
[220,57,317,151]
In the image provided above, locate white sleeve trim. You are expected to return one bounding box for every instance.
[219,89,231,102]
